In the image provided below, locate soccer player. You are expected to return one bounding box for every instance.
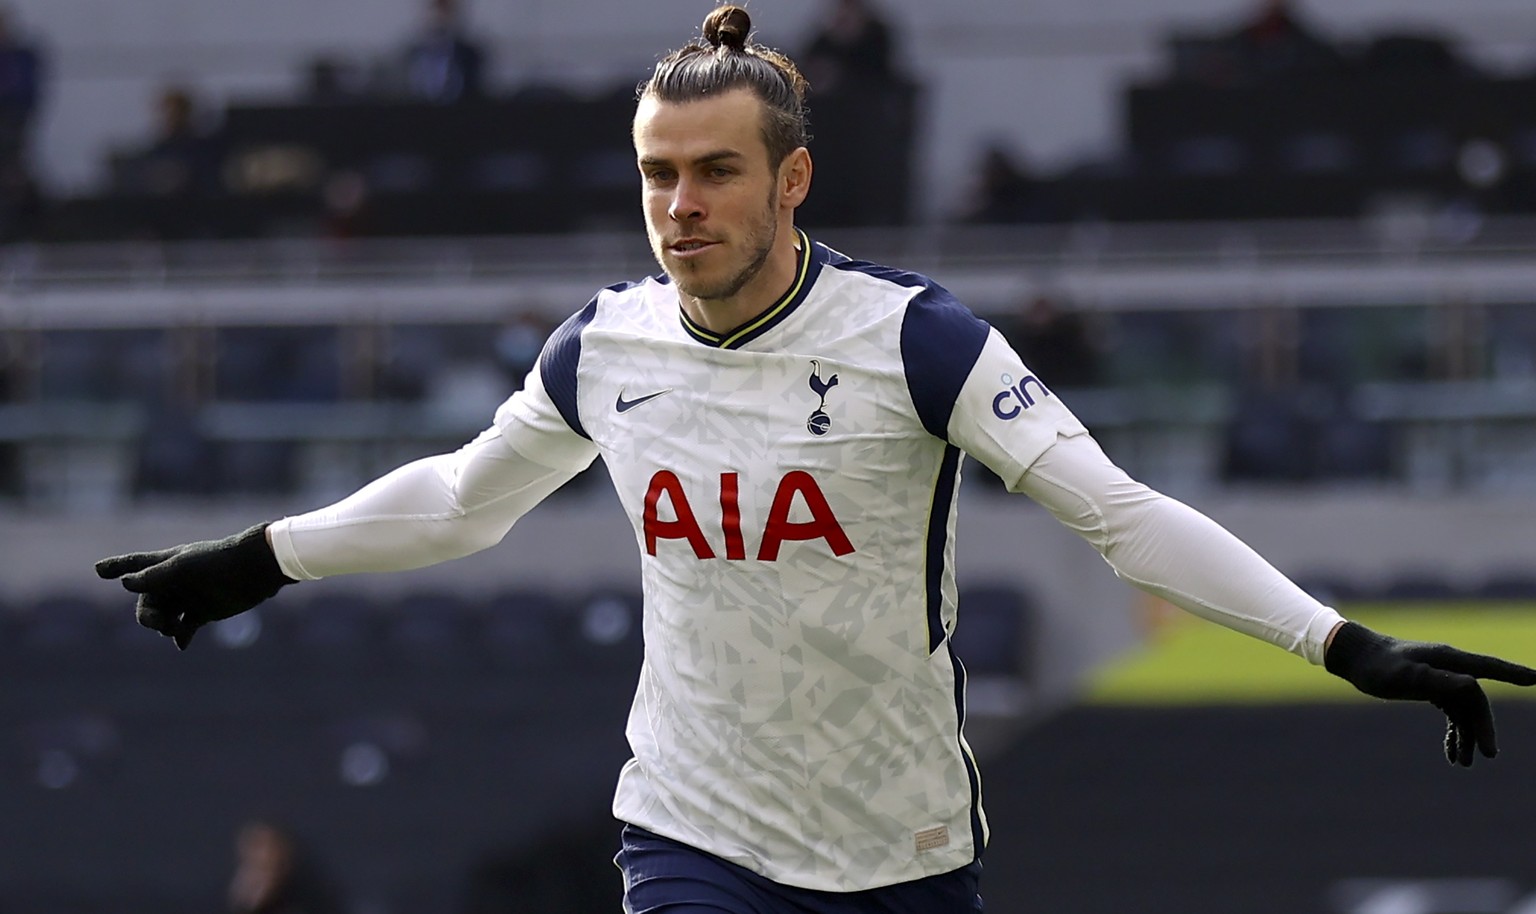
[96,6,1536,912]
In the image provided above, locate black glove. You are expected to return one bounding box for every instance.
[94,523,296,651]
[1325,621,1536,767]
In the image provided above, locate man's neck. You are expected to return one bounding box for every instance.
[681,232,804,335]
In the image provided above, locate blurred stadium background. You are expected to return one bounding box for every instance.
[3,0,1536,910]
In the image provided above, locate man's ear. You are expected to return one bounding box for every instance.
[780,147,813,209]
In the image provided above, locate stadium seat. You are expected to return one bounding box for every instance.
[465,150,550,192]
[214,326,343,403]
[1166,134,1248,177]
[35,331,116,400]
[105,601,171,653]
[575,589,642,649]
[1314,411,1392,480]
[19,592,112,653]
[1385,127,1455,174]
[1513,127,1536,169]
[1278,131,1358,175]
[364,151,438,193]
[1379,574,1466,602]
[133,403,216,496]
[571,148,637,191]
[563,588,645,672]
[952,585,1032,679]
[200,604,282,653]
[384,589,475,663]
[477,588,569,667]
[288,590,386,658]
[1474,574,1536,601]
[0,595,21,661]
[1221,387,1311,482]
[1292,574,1366,606]
[321,711,429,788]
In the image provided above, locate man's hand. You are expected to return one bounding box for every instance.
[94,523,295,651]
[1325,621,1536,766]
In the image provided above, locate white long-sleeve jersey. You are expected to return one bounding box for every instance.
[268,233,1342,892]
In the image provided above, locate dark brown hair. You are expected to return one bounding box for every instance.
[638,5,811,166]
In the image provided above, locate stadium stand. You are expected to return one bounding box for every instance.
[0,584,652,910]
[4,7,1536,911]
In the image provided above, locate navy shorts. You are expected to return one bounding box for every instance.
[615,824,984,914]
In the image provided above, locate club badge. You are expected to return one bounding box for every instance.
[807,359,839,436]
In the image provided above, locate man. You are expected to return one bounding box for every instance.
[0,5,42,168]
[97,6,1536,913]
[400,0,486,104]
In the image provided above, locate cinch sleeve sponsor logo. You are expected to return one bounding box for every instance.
[991,372,1052,420]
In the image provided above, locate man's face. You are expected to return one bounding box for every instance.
[633,89,786,304]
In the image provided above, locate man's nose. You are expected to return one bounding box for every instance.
[668,178,704,222]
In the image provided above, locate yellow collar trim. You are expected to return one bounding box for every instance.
[681,229,811,349]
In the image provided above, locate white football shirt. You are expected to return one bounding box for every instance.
[494,231,1086,891]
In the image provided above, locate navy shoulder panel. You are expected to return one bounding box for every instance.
[827,257,927,291]
[828,260,989,439]
[899,284,991,440]
[538,283,632,440]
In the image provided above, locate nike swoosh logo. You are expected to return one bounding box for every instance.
[615,387,673,413]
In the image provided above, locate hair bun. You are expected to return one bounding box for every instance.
[702,5,751,51]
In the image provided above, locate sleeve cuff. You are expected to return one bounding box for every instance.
[1303,605,1348,666]
[266,517,321,582]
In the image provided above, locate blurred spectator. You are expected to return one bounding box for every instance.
[1221,379,1390,483]
[1224,0,1346,83]
[795,0,917,227]
[319,170,377,242]
[1221,383,1311,482]
[1358,33,1467,81]
[0,151,41,241]
[0,328,18,496]
[995,295,1104,390]
[0,4,43,171]
[227,819,342,914]
[303,55,368,104]
[401,0,487,103]
[799,0,899,94]
[1173,0,1346,87]
[493,312,550,389]
[133,399,217,497]
[113,83,223,198]
[954,141,1059,225]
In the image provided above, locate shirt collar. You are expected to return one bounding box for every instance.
[678,228,826,350]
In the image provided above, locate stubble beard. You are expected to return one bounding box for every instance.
[652,189,780,304]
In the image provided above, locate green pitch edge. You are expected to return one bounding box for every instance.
[1085,603,1536,705]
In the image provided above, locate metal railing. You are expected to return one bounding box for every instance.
[0,216,1534,327]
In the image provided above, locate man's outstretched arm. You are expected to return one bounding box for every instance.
[96,402,596,650]
[1013,430,1536,767]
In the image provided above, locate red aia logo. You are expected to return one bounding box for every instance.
[642,470,856,560]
